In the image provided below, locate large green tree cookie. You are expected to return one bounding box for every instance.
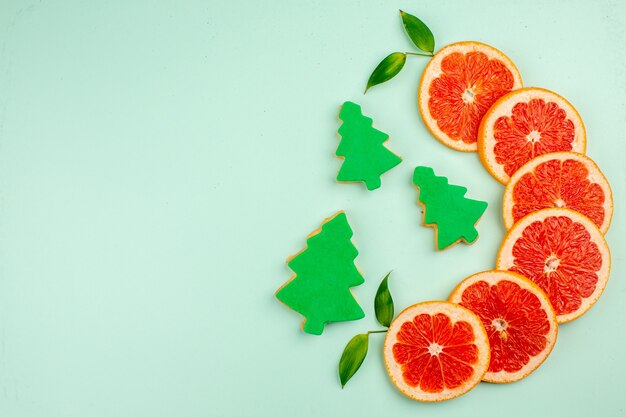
[276,211,365,335]
[336,102,402,190]
[413,166,488,250]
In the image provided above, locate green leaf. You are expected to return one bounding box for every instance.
[400,10,435,53]
[338,333,369,388]
[374,272,394,327]
[364,52,406,93]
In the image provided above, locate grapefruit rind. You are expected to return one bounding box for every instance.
[478,87,587,184]
[502,151,613,234]
[448,270,558,383]
[496,208,611,324]
[383,301,490,402]
[418,41,523,152]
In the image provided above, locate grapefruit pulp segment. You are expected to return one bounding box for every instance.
[384,301,490,402]
[418,41,522,152]
[503,152,613,233]
[449,271,558,383]
[478,88,586,183]
[496,208,610,323]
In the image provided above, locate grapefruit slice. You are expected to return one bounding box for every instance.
[418,41,522,152]
[383,301,490,402]
[449,271,558,383]
[478,87,586,183]
[503,152,613,234]
[497,208,610,323]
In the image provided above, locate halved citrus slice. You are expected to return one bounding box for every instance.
[383,301,490,402]
[418,41,522,152]
[503,152,613,233]
[478,87,586,183]
[497,208,610,323]
[449,271,558,383]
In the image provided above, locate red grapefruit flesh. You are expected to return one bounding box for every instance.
[449,271,558,383]
[479,88,586,183]
[384,301,490,402]
[418,41,522,152]
[503,152,613,234]
[497,208,610,323]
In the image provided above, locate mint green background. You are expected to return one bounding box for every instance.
[0,1,624,416]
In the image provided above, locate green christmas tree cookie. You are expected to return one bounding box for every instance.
[276,211,365,335]
[413,166,488,250]
[336,102,402,190]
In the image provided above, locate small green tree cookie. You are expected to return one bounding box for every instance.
[276,211,365,335]
[336,102,402,190]
[413,166,488,250]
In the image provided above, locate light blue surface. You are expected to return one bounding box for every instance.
[0,1,625,416]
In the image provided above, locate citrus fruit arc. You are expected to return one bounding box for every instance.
[503,152,613,234]
[496,208,610,323]
[418,41,523,152]
[383,301,490,402]
[449,271,558,383]
[478,87,586,184]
